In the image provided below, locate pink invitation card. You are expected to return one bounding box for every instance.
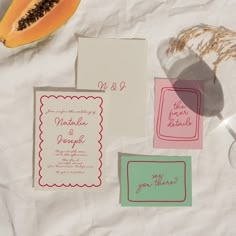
[33,88,107,190]
[154,79,203,149]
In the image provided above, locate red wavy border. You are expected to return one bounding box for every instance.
[38,95,104,188]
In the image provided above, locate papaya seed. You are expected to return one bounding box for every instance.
[17,0,60,31]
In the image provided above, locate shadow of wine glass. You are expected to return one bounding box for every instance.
[157,39,236,168]
[173,60,224,117]
[157,39,224,117]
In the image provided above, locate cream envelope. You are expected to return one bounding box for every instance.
[76,37,147,137]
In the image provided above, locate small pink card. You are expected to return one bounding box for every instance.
[33,88,107,191]
[154,79,203,149]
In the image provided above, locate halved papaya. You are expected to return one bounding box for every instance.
[0,0,81,48]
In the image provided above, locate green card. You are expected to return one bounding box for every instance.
[120,154,192,207]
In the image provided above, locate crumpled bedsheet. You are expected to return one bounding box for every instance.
[0,0,236,236]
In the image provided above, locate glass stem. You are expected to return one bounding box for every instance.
[217,113,236,140]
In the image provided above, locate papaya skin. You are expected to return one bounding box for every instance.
[0,0,81,48]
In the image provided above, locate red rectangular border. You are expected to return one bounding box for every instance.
[127,161,187,202]
[157,87,201,141]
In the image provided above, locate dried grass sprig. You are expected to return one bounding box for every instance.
[167,24,236,77]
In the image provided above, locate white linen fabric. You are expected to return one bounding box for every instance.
[0,0,236,236]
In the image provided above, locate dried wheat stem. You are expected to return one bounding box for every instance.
[166,24,236,81]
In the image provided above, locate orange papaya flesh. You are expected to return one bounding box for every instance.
[0,0,81,48]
